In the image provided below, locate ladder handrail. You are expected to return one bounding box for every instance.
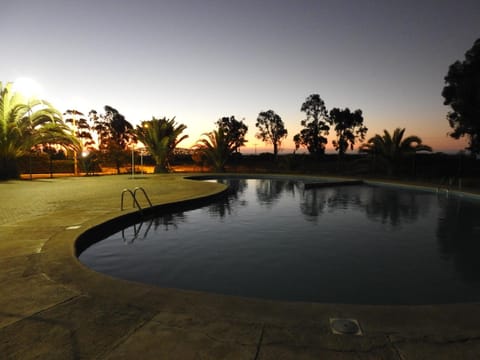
[121,188,142,211]
[133,186,153,208]
[120,187,153,211]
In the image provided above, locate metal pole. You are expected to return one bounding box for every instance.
[73,114,78,176]
[131,147,135,179]
[29,153,32,180]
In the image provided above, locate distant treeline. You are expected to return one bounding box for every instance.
[216,153,480,179]
[18,152,479,186]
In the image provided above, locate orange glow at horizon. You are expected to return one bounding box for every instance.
[233,129,469,155]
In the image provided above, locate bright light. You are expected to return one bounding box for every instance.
[12,77,45,100]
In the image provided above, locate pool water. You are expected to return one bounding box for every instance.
[79,178,480,305]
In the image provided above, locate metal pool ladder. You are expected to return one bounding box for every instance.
[121,187,153,211]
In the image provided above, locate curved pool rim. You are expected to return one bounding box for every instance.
[3,173,476,359]
[74,174,480,306]
[74,182,230,256]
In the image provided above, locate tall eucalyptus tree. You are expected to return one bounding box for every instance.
[89,106,134,174]
[255,110,288,157]
[293,94,331,157]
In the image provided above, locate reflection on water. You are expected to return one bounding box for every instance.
[250,180,427,227]
[436,196,480,283]
[362,187,431,227]
[79,178,480,304]
[300,187,329,219]
[256,179,298,207]
[205,178,248,218]
[121,212,187,243]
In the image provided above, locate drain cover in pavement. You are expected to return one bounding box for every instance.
[330,318,362,335]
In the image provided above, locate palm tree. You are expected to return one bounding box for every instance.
[135,117,188,173]
[360,128,432,175]
[0,82,80,180]
[193,128,236,172]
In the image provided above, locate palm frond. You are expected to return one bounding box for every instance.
[135,117,188,172]
[1,82,78,179]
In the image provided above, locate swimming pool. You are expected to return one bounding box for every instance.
[78,178,480,305]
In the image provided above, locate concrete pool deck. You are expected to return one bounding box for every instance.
[1,174,480,359]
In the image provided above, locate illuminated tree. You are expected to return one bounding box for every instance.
[294,94,331,156]
[329,107,368,156]
[64,109,95,150]
[255,110,288,157]
[90,106,134,174]
[135,117,188,173]
[0,82,79,180]
[64,109,96,175]
[442,38,480,154]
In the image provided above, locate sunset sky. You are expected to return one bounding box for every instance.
[2,0,479,153]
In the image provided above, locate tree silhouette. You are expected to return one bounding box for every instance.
[255,110,288,157]
[442,38,480,154]
[0,82,79,179]
[135,117,188,173]
[215,116,248,153]
[64,109,96,150]
[360,128,432,176]
[90,106,134,174]
[329,107,367,156]
[193,127,236,172]
[294,94,331,157]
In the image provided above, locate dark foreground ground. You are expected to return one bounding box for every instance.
[1,174,480,359]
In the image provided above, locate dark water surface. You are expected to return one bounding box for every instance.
[79,178,480,305]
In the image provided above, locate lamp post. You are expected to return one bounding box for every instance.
[131,144,135,179]
[67,110,80,176]
[27,101,33,180]
[73,114,78,176]
[81,151,89,175]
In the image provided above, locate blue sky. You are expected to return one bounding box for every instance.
[2,0,479,153]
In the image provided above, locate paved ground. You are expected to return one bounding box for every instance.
[1,174,480,359]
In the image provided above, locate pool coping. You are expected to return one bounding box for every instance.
[2,173,480,358]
